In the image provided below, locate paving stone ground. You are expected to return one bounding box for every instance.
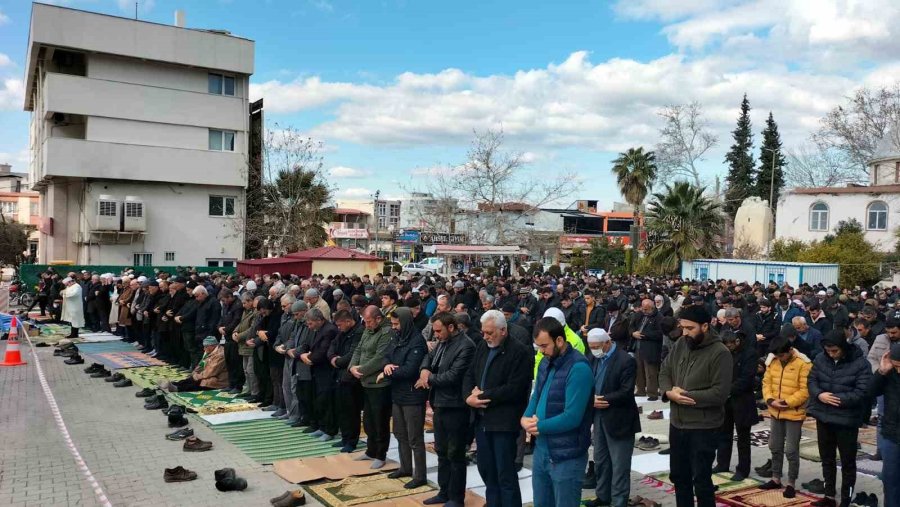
[1,339,886,506]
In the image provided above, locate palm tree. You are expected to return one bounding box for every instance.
[645,181,724,273]
[611,147,657,271]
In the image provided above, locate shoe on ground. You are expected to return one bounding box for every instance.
[84,363,104,374]
[783,485,796,498]
[388,470,411,479]
[755,459,772,473]
[303,427,322,435]
[729,473,746,482]
[422,496,448,506]
[271,409,287,418]
[759,480,783,490]
[136,387,156,397]
[711,464,730,474]
[288,420,306,428]
[370,459,386,469]
[214,468,235,482]
[317,433,334,442]
[853,492,868,505]
[648,410,664,420]
[144,396,169,410]
[340,445,355,453]
[90,368,111,378]
[113,378,133,388]
[353,452,373,461]
[802,478,826,494]
[810,498,836,507]
[262,405,279,412]
[215,476,247,492]
[168,416,189,428]
[404,478,428,489]
[64,354,85,365]
[272,490,306,507]
[183,436,213,452]
[163,466,197,482]
[104,372,125,382]
[166,428,194,441]
[647,396,659,401]
[244,396,260,403]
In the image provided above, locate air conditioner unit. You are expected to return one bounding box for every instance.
[94,195,120,231]
[122,195,146,232]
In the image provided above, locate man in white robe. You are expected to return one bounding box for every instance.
[61,277,85,338]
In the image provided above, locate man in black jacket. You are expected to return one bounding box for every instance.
[418,312,475,507]
[327,309,364,452]
[217,290,244,392]
[714,330,758,482]
[584,328,641,507]
[630,298,664,400]
[300,308,339,441]
[463,310,533,507]
[754,299,781,358]
[869,342,900,506]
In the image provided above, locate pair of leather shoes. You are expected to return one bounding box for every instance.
[214,468,247,492]
[113,378,132,388]
[64,354,85,365]
[168,406,188,428]
[104,372,125,383]
[135,387,156,398]
[270,489,305,506]
[84,363,105,374]
[144,395,168,410]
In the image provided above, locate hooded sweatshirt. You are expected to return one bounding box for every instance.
[383,307,428,405]
[659,329,733,429]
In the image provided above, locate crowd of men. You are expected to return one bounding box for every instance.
[33,266,900,507]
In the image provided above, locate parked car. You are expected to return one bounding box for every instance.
[420,257,445,272]
[400,263,434,276]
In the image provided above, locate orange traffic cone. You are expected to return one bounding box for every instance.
[0,315,26,367]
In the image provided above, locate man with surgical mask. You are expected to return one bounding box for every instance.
[583,328,641,507]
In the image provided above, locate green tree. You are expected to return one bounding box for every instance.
[0,217,28,266]
[724,94,756,219]
[569,247,586,272]
[769,238,806,262]
[611,146,657,271]
[645,182,725,274]
[586,239,626,272]
[798,230,880,288]
[755,112,786,214]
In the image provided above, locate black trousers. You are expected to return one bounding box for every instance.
[670,425,718,507]
[314,375,337,436]
[296,379,316,426]
[716,402,752,476]
[269,364,284,408]
[224,339,244,389]
[336,382,363,446]
[816,421,859,501]
[434,406,469,503]
[253,352,273,405]
[26,295,48,316]
[172,377,214,392]
[362,387,392,460]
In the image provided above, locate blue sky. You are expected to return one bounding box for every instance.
[1,0,898,209]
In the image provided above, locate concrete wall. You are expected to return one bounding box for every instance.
[776,192,900,251]
[38,178,244,266]
[311,259,382,278]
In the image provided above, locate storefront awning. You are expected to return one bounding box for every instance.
[427,245,524,256]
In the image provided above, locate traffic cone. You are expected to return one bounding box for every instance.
[0,315,26,367]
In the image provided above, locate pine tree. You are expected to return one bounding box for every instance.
[723,94,755,219]
[755,112,786,214]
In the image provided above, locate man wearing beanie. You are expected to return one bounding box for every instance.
[160,337,228,392]
[869,342,900,506]
[659,304,732,507]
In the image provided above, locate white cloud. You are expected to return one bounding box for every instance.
[0,148,31,167]
[308,0,334,13]
[0,9,9,25]
[0,54,12,67]
[328,166,368,178]
[335,187,372,198]
[0,79,24,111]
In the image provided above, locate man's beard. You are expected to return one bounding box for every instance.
[686,333,705,349]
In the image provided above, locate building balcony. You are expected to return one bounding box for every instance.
[43,73,246,131]
[37,137,246,187]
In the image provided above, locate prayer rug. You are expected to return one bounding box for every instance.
[798,440,866,462]
[745,429,770,447]
[852,458,882,478]
[77,341,138,354]
[646,472,762,494]
[857,426,878,447]
[716,486,820,506]
[210,418,362,464]
[86,351,167,369]
[306,474,434,506]
[364,489,486,507]
[165,389,257,414]
[120,365,188,388]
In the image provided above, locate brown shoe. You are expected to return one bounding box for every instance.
[182,436,213,452]
[163,466,198,482]
[648,410,664,420]
[272,490,306,507]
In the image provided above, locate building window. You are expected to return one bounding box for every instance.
[376,202,386,217]
[207,258,236,267]
[133,253,152,266]
[209,195,236,217]
[867,201,888,230]
[208,73,235,96]
[209,129,235,151]
[98,201,117,216]
[809,202,829,231]
[0,201,17,215]
[30,201,39,216]
[164,251,175,262]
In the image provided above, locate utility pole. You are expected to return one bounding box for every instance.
[373,190,381,259]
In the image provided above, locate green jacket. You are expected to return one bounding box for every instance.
[350,320,393,388]
[235,308,258,356]
[659,331,733,429]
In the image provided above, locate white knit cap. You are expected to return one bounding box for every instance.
[543,307,566,326]
[587,328,610,343]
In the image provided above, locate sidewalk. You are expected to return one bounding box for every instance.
[0,342,300,507]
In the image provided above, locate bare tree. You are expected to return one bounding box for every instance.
[813,83,900,181]
[784,145,859,188]
[655,102,718,187]
[412,128,577,245]
[240,125,335,257]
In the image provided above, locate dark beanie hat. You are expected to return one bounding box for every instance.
[679,305,711,325]
[891,342,900,361]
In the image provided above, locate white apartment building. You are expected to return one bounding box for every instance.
[24,3,254,267]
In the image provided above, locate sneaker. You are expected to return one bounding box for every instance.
[84,363,104,374]
[64,354,85,365]
[90,368,111,378]
[802,478,826,494]
[136,387,156,398]
[783,485,796,498]
[105,372,125,383]
[183,436,213,452]
[759,480,783,490]
[113,378,133,388]
[166,428,194,441]
[163,466,197,482]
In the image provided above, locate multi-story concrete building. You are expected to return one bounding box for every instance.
[23,4,254,267]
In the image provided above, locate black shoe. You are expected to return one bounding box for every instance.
[90,368,111,378]
[729,472,747,482]
[802,478,825,494]
[853,493,869,506]
[647,396,659,401]
[759,480,783,490]
[105,372,125,382]
[340,445,355,453]
[755,459,772,474]
[168,416,189,428]
[136,387,156,397]
[214,468,235,482]
[783,485,796,498]
[64,354,84,365]
[404,478,427,490]
[422,496,448,505]
[712,464,730,474]
[84,363,104,374]
[166,428,194,441]
[868,492,879,507]
[113,378,133,388]
[583,460,596,490]
[388,470,411,479]
[144,395,168,410]
[244,396,260,403]
[871,451,882,461]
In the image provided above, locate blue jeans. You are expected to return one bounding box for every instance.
[593,414,635,507]
[532,442,588,507]
[881,435,899,507]
[475,429,521,507]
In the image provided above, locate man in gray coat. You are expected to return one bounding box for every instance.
[275,300,305,421]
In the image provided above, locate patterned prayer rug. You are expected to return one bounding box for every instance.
[306,474,435,506]
[645,472,762,494]
[120,365,188,388]
[211,418,364,464]
[745,429,770,447]
[86,351,167,369]
[798,440,867,462]
[716,486,820,506]
[165,389,257,414]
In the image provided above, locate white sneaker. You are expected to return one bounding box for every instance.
[370,459,386,469]
[353,453,373,461]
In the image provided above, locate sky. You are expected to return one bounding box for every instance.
[0,0,899,209]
